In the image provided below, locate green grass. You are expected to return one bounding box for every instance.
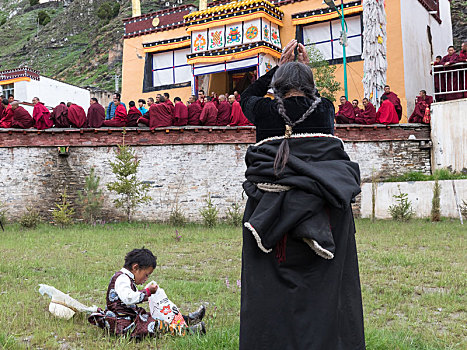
[0,220,465,349]
[384,169,467,182]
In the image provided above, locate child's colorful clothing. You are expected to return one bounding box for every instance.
[88,268,186,338]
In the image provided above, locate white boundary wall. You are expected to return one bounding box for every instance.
[360,179,467,219]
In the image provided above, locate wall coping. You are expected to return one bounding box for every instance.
[0,124,430,147]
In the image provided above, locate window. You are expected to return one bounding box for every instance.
[1,83,14,99]
[302,14,363,64]
[151,48,191,89]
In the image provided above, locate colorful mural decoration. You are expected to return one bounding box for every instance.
[245,25,259,40]
[265,62,273,73]
[193,33,207,51]
[209,29,224,49]
[271,25,280,47]
[227,26,242,44]
[263,24,270,42]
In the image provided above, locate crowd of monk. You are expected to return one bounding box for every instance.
[0,90,252,130]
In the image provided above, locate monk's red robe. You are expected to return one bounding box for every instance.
[459,51,467,98]
[86,103,105,128]
[235,94,241,102]
[216,101,231,126]
[195,99,205,109]
[409,96,433,123]
[354,103,376,125]
[335,101,356,124]
[0,104,14,128]
[376,100,399,125]
[187,102,202,125]
[212,96,219,108]
[382,91,402,120]
[50,104,70,128]
[0,104,4,119]
[127,106,142,127]
[200,101,218,126]
[12,106,35,129]
[229,101,252,126]
[440,53,462,100]
[33,102,53,130]
[104,104,127,127]
[173,102,188,126]
[353,106,363,119]
[68,104,87,128]
[165,99,175,116]
[147,102,172,129]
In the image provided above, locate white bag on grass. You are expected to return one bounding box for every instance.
[147,281,186,326]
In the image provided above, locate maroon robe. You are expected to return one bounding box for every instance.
[104,104,127,127]
[229,101,252,126]
[147,102,172,129]
[382,91,402,120]
[212,96,219,108]
[67,104,87,128]
[376,100,399,125]
[12,106,35,129]
[33,102,53,130]
[354,102,377,125]
[235,94,241,102]
[187,102,202,125]
[50,104,70,128]
[200,101,218,126]
[335,101,356,124]
[86,103,105,128]
[459,50,467,98]
[216,101,231,126]
[409,95,433,123]
[165,99,175,116]
[353,106,363,119]
[440,53,462,100]
[0,104,14,128]
[173,102,188,126]
[127,106,142,127]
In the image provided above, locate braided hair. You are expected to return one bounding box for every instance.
[270,62,322,175]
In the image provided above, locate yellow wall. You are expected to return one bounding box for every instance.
[121,27,192,105]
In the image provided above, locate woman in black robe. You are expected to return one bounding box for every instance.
[239,40,365,350]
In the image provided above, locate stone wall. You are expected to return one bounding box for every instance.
[0,125,432,221]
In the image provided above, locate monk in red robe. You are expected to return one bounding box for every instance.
[196,90,206,109]
[354,98,376,125]
[50,103,70,128]
[211,92,219,108]
[200,97,218,126]
[173,97,188,126]
[459,42,467,98]
[11,102,34,129]
[382,85,402,120]
[352,99,363,119]
[103,100,127,127]
[139,96,172,129]
[234,91,241,102]
[164,93,175,116]
[335,96,356,124]
[216,95,231,126]
[228,95,252,126]
[0,99,13,128]
[66,102,87,128]
[126,101,142,127]
[32,97,53,130]
[86,98,105,128]
[409,90,433,124]
[432,55,443,98]
[376,96,399,125]
[187,96,202,125]
[439,46,462,100]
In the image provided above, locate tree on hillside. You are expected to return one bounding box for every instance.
[38,11,51,26]
[29,0,39,6]
[306,45,341,102]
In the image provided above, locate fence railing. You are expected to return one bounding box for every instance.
[432,62,467,101]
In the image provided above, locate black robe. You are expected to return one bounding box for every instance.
[239,66,365,350]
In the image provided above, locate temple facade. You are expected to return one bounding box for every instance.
[122,0,453,121]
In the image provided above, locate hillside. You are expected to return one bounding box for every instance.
[0,0,464,92]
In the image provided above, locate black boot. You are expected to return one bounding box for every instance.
[188,321,206,335]
[185,305,206,326]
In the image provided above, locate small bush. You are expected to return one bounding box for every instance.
[200,194,218,227]
[388,187,414,221]
[77,167,104,224]
[97,1,120,20]
[385,169,467,182]
[29,0,39,6]
[226,203,243,226]
[431,180,441,222]
[20,207,41,229]
[461,200,467,220]
[0,201,8,225]
[37,11,50,26]
[52,190,75,228]
[169,206,186,227]
[0,18,6,26]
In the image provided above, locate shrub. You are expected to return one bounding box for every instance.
[97,1,120,20]
[388,187,414,221]
[431,180,441,222]
[0,18,6,26]
[37,11,50,26]
[226,202,243,226]
[200,194,218,227]
[0,201,8,225]
[107,133,152,222]
[461,200,467,221]
[29,0,39,6]
[78,167,104,224]
[20,207,41,229]
[169,205,187,227]
[52,189,75,228]
[307,44,341,102]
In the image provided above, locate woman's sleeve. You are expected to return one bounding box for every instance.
[240,66,278,124]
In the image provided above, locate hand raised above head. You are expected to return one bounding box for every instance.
[279,39,297,66]
[297,43,310,65]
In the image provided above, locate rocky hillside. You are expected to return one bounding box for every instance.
[0,0,463,92]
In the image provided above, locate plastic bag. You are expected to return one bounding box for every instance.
[38,284,99,320]
[147,281,186,327]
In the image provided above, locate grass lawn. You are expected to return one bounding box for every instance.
[0,219,465,349]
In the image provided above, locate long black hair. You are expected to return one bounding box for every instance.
[270,62,321,175]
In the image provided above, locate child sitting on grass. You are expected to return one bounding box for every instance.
[88,247,205,339]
